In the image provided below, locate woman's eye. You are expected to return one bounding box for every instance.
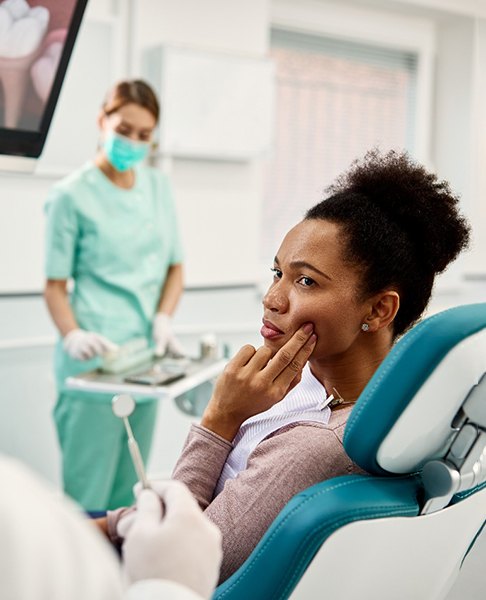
[298,276,315,287]
[270,267,282,279]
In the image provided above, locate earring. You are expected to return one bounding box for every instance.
[361,323,370,332]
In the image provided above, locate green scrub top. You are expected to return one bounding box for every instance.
[45,162,183,391]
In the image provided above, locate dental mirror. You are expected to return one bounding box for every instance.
[112,394,149,489]
[112,393,135,418]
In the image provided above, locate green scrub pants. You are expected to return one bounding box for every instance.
[54,391,157,511]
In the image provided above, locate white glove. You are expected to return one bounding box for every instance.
[121,480,222,600]
[63,328,118,361]
[152,312,185,357]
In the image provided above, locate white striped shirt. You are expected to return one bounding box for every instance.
[214,363,331,496]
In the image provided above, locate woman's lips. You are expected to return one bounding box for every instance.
[260,319,284,340]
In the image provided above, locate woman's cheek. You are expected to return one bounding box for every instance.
[311,328,325,355]
[262,335,290,351]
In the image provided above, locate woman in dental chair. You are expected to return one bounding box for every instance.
[104,149,471,583]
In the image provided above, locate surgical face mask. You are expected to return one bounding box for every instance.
[103,130,150,171]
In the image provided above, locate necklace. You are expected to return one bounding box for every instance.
[325,387,356,409]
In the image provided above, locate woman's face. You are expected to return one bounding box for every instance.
[262,219,370,364]
[100,102,156,142]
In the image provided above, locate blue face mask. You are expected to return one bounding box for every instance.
[103,130,150,171]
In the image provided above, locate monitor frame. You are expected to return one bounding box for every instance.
[0,0,89,159]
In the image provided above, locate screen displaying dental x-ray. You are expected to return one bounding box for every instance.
[0,0,88,158]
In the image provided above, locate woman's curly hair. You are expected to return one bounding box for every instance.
[305,149,471,337]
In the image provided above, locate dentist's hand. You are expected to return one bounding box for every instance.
[201,323,317,441]
[152,312,185,357]
[63,328,118,361]
[121,481,222,600]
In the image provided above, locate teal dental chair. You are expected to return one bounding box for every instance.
[213,303,486,600]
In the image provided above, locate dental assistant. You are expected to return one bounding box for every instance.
[44,79,184,511]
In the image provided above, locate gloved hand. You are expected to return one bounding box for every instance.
[63,328,118,361]
[152,312,185,357]
[121,480,222,600]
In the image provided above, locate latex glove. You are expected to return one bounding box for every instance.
[63,328,118,361]
[121,480,222,600]
[152,312,185,357]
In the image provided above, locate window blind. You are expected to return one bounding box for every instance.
[261,28,418,262]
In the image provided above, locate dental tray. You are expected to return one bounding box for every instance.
[124,356,193,386]
[100,338,154,374]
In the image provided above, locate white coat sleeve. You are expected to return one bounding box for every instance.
[0,456,124,600]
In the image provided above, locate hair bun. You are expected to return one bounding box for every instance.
[326,149,470,274]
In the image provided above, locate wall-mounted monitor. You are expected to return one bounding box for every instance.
[0,0,88,172]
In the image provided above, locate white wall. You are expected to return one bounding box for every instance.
[468,17,486,276]
[132,0,271,287]
[130,0,269,63]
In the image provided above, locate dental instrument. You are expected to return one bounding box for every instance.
[101,338,154,374]
[111,394,149,489]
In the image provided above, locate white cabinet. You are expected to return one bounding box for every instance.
[144,46,275,161]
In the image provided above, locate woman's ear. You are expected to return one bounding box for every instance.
[364,290,400,332]
[97,110,107,132]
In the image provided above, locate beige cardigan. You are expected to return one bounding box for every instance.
[107,406,364,583]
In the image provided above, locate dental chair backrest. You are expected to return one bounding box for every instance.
[213,303,486,600]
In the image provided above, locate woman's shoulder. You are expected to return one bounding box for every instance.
[138,164,170,186]
[267,420,342,445]
[267,405,353,440]
[249,417,362,481]
[49,163,97,200]
[137,166,175,202]
[259,406,355,459]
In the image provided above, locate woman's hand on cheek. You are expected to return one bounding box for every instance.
[201,323,317,441]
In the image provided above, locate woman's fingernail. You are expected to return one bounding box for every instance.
[303,323,313,334]
[310,334,317,343]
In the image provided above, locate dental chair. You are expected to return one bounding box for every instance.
[213,302,486,600]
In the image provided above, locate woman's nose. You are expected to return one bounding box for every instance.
[262,283,288,313]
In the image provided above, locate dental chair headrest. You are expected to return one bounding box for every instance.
[344,303,486,475]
